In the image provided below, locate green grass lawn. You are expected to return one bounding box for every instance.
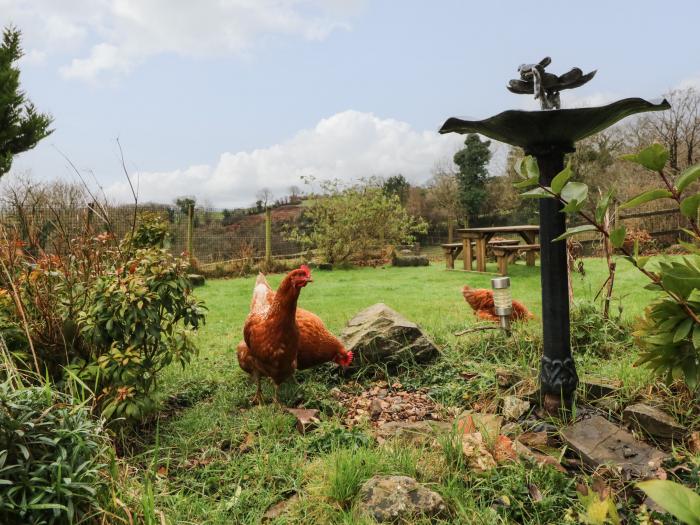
[121,256,694,524]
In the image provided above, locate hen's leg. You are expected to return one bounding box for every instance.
[272,383,281,405]
[251,370,264,405]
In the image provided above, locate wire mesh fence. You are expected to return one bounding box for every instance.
[0,199,688,269]
[0,203,306,266]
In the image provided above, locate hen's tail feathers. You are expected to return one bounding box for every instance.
[251,273,273,312]
[255,272,272,290]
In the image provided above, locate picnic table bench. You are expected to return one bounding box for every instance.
[491,243,541,275]
[451,225,540,272]
[441,238,519,269]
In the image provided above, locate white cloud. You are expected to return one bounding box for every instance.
[104,110,464,208]
[2,0,362,80]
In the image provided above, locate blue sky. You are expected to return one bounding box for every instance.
[3,0,699,207]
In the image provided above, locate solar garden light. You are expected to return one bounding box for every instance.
[491,277,512,334]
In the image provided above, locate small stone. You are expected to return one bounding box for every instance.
[495,368,522,388]
[370,398,383,420]
[455,411,503,439]
[262,494,299,522]
[517,431,548,449]
[623,403,686,442]
[187,274,206,287]
[358,475,446,522]
[501,396,530,421]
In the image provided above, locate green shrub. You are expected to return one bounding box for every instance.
[126,211,170,249]
[78,248,206,419]
[0,381,111,525]
[570,300,631,356]
[0,218,206,421]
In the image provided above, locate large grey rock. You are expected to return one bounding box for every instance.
[358,475,446,522]
[340,304,439,366]
[623,403,685,442]
[561,415,668,479]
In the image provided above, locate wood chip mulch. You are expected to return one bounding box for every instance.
[330,381,445,428]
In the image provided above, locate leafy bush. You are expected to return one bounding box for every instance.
[78,248,206,419]
[0,381,111,525]
[126,211,170,249]
[289,177,427,264]
[0,201,206,420]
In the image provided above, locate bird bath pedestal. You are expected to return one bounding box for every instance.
[439,58,669,414]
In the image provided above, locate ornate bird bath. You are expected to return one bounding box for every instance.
[439,57,670,413]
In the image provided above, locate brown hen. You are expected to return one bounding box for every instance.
[237,273,352,379]
[239,265,312,404]
[462,285,533,323]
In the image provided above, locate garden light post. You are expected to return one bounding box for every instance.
[439,57,670,414]
[491,276,512,334]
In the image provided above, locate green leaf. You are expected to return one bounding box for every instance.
[513,177,539,189]
[561,200,585,213]
[560,182,588,205]
[524,156,540,180]
[552,224,597,242]
[680,193,700,218]
[636,480,700,525]
[674,318,693,343]
[676,164,700,192]
[551,164,572,194]
[661,262,700,299]
[619,189,673,210]
[520,187,552,199]
[610,226,626,248]
[693,325,700,349]
[680,240,700,255]
[595,189,615,223]
[621,143,669,171]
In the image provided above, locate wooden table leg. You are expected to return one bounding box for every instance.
[462,238,472,270]
[476,237,487,272]
[521,232,536,266]
[444,249,454,269]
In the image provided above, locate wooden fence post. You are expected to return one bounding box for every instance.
[187,203,194,266]
[265,208,272,268]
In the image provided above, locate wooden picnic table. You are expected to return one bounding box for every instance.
[457,225,540,272]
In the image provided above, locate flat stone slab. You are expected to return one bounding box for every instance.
[623,403,685,442]
[358,475,446,522]
[561,415,668,479]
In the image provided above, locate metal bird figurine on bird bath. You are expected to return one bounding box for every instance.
[440,57,670,414]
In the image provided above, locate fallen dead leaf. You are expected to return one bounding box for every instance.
[493,434,518,463]
[528,483,543,502]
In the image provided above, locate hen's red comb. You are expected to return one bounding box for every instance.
[300,264,311,276]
